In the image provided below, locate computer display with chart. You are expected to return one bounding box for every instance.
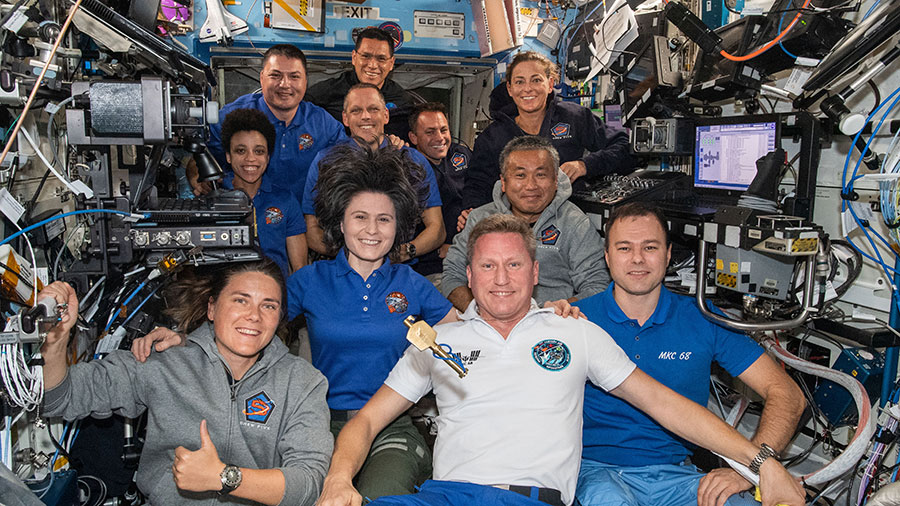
[694,118,779,192]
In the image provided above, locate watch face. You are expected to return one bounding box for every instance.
[223,466,242,488]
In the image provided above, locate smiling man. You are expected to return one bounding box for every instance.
[314,213,806,506]
[441,135,608,310]
[306,27,417,140]
[191,45,346,201]
[573,202,805,506]
[301,84,444,263]
[406,102,472,285]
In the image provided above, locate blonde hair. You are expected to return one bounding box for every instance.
[466,214,536,265]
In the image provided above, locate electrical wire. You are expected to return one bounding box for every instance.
[862,0,881,20]
[104,280,148,332]
[0,261,33,290]
[0,0,84,168]
[869,81,882,116]
[0,337,43,411]
[18,126,90,199]
[719,0,812,62]
[53,220,85,280]
[6,220,39,304]
[843,83,900,289]
[0,208,144,248]
[77,474,107,506]
[120,284,160,327]
[778,13,799,60]
[46,95,76,171]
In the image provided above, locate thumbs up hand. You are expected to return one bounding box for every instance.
[173,419,225,492]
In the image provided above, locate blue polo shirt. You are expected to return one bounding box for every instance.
[575,285,763,466]
[300,138,442,216]
[209,94,347,201]
[223,173,305,279]
[287,250,453,410]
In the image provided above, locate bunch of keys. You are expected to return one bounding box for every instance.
[403,316,467,378]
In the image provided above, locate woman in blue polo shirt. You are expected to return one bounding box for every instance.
[287,144,455,500]
[221,108,307,278]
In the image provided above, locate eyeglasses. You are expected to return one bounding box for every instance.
[355,52,392,64]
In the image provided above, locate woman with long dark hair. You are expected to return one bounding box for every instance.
[39,259,332,505]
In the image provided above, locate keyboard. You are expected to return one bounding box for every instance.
[140,190,253,223]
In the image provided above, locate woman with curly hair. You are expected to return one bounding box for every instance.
[288,144,455,501]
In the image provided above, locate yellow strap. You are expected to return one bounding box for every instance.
[754,486,789,506]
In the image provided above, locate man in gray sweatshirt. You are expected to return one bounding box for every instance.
[442,135,609,310]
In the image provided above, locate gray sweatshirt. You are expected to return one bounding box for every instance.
[441,171,609,304]
[44,322,332,505]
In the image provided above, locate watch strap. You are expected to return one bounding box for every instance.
[219,464,242,495]
[748,443,778,475]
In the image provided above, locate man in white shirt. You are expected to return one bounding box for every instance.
[316,214,806,506]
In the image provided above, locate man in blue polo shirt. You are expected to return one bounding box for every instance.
[189,44,346,202]
[574,202,805,506]
[303,83,444,263]
[220,108,306,277]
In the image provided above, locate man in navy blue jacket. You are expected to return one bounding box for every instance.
[306,27,417,142]
[407,102,471,285]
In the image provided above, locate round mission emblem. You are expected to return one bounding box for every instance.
[532,339,571,371]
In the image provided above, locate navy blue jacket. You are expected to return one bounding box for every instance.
[413,143,472,276]
[462,92,635,209]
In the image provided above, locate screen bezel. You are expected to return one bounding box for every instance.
[692,114,782,198]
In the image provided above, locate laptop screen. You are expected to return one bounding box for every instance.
[694,120,778,192]
[603,104,623,130]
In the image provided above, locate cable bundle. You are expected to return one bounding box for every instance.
[0,340,43,411]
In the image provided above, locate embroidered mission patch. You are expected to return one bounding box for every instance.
[532,339,571,371]
[385,291,409,313]
[451,152,468,171]
[298,133,314,151]
[265,207,283,225]
[244,391,275,423]
[550,123,570,138]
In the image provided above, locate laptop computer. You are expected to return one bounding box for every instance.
[660,115,781,217]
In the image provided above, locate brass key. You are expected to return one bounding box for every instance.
[403,316,467,378]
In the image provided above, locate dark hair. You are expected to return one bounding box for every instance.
[408,102,448,132]
[466,214,536,265]
[262,44,307,72]
[162,259,286,334]
[314,144,428,255]
[604,202,671,248]
[343,82,386,112]
[498,135,560,177]
[221,109,276,155]
[354,27,396,56]
[506,50,559,83]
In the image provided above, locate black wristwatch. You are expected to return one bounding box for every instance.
[405,242,417,259]
[219,464,242,495]
[748,444,778,475]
